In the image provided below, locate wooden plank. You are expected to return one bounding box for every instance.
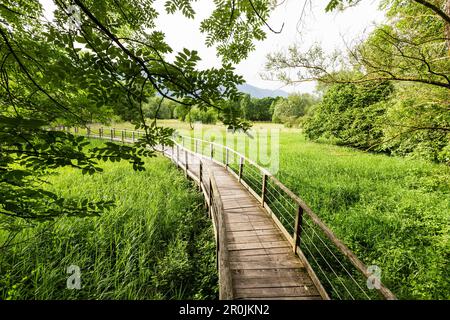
[234,285,320,298]
[229,247,293,257]
[225,215,272,224]
[227,234,284,244]
[231,268,309,279]
[229,260,304,270]
[226,229,280,237]
[224,210,266,217]
[224,221,275,231]
[229,253,304,266]
[228,240,290,251]
[233,276,313,289]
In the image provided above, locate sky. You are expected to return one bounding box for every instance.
[40,0,386,93]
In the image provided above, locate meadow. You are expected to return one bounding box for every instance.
[2,120,448,300]
[99,119,449,299]
[0,140,217,300]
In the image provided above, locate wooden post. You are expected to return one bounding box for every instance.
[208,178,212,218]
[238,156,244,182]
[184,150,188,176]
[110,128,113,141]
[112,128,115,140]
[195,140,198,154]
[293,205,304,254]
[210,143,214,160]
[99,128,102,138]
[87,126,91,137]
[176,145,180,163]
[121,130,125,143]
[261,174,267,206]
[199,161,203,187]
[225,148,229,170]
[132,131,135,142]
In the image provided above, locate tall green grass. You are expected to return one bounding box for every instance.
[277,134,450,299]
[0,142,217,299]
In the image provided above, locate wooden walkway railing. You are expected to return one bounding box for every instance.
[62,126,397,300]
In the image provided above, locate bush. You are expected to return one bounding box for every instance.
[304,82,393,150]
[185,107,218,124]
[381,84,450,163]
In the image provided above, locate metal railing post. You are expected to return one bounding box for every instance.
[225,148,229,170]
[184,149,188,176]
[293,205,304,254]
[199,161,203,191]
[261,174,267,206]
[238,156,244,182]
[208,177,212,218]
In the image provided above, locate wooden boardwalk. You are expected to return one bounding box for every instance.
[162,146,324,300]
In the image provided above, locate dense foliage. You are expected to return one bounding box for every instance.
[272,93,317,126]
[240,94,275,121]
[304,81,394,149]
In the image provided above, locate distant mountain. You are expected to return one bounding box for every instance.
[237,83,289,98]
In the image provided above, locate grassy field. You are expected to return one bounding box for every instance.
[0,140,217,300]
[4,120,448,299]
[276,135,449,299]
[122,119,448,299]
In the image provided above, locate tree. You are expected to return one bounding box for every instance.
[266,0,450,90]
[271,93,317,124]
[0,0,277,229]
[266,0,450,161]
[240,94,275,121]
[142,97,177,119]
[304,81,394,149]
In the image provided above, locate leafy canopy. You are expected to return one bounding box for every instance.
[0,0,275,227]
